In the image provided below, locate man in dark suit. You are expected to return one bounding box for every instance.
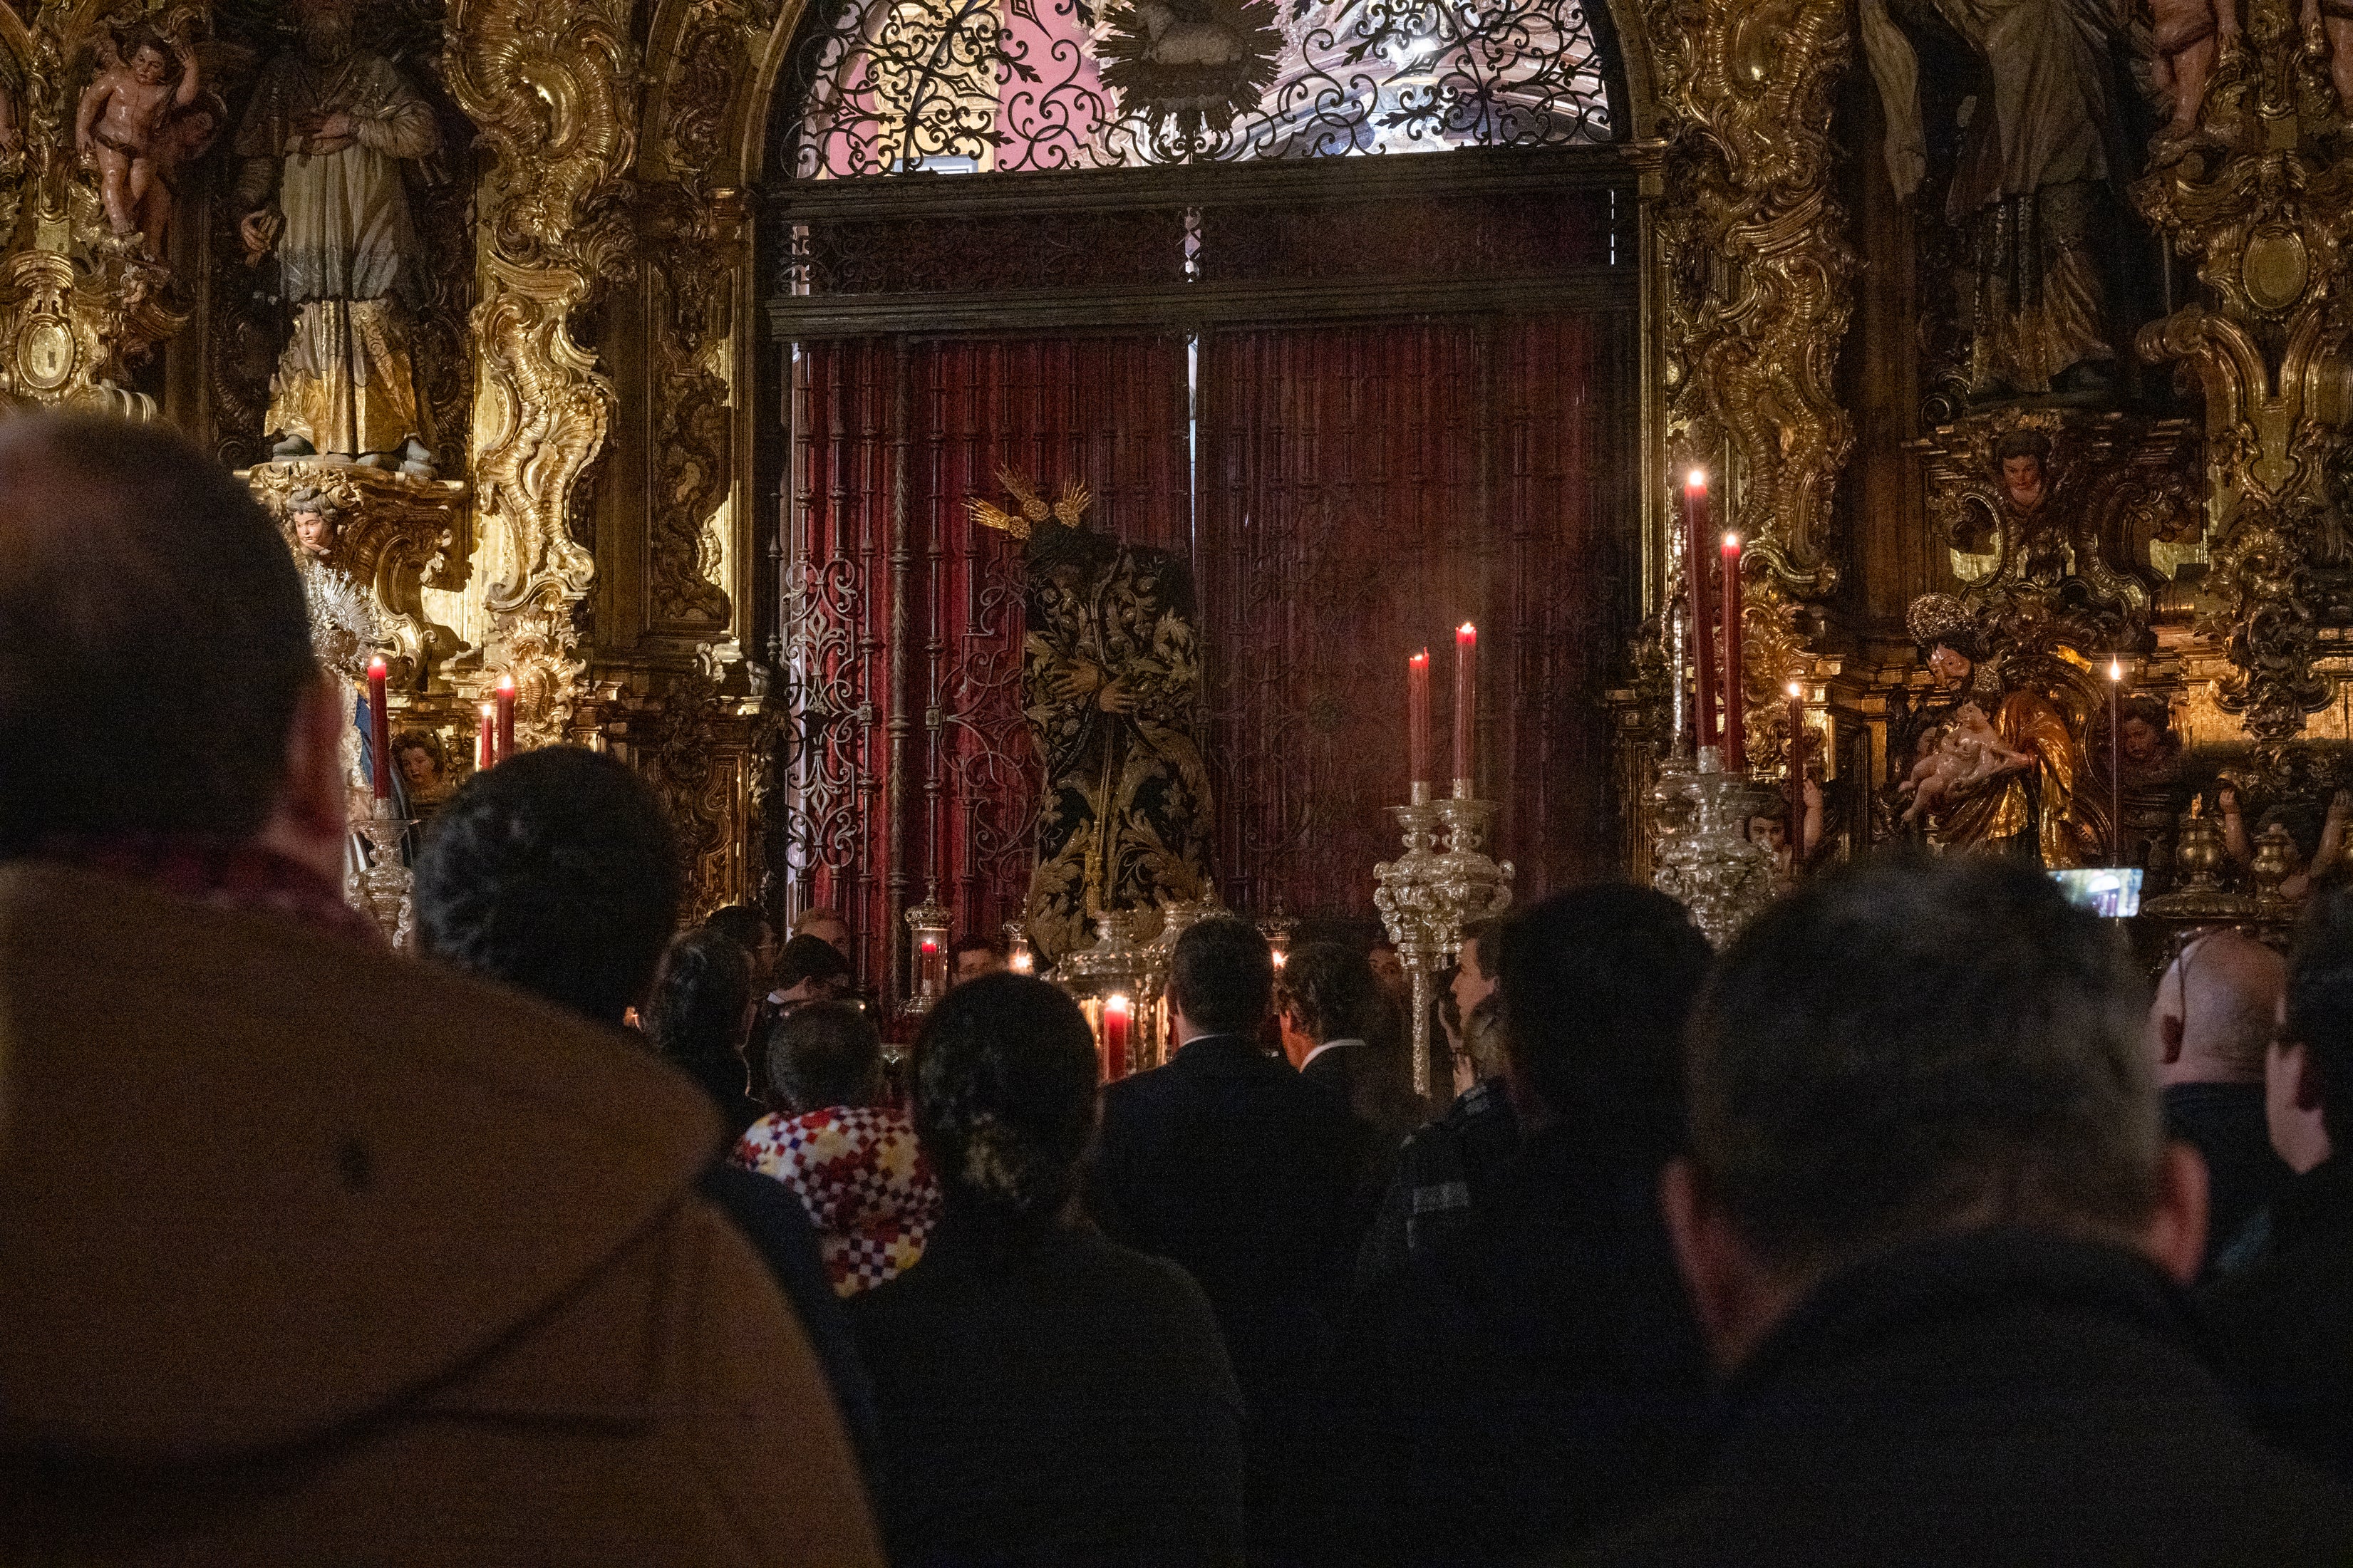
[1278,940,1428,1243]
[2205,887,2353,1483]
[1091,916,1359,1564]
[1588,858,2353,1567]
[1353,887,1715,1565]
[2146,928,2294,1273]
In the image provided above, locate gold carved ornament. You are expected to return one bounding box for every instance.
[1643,0,1856,772]
[446,0,639,744]
[2133,0,2353,750]
[0,0,209,415]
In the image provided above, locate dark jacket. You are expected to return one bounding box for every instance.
[1302,1039,1430,1244]
[2166,1080,2293,1273]
[0,863,881,1567]
[1090,1032,1360,1559]
[1092,1034,1362,1372]
[1345,1120,1712,1564]
[1589,1229,2353,1567]
[2205,1155,2353,1484]
[847,1209,1246,1567]
[698,1161,884,1482]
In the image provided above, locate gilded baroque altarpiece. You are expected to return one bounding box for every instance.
[15,0,2353,945]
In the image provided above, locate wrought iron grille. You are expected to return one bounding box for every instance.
[782,0,1615,177]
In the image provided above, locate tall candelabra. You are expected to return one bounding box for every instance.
[353,798,415,950]
[1375,783,1514,1096]
[1650,747,1779,948]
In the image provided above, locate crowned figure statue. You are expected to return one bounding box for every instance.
[1901,592,2102,865]
[970,472,1214,964]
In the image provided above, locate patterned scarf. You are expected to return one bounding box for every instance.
[734,1104,942,1297]
[25,834,382,947]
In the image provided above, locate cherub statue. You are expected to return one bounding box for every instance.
[1900,701,2036,826]
[289,487,343,561]
[75,21,205,252]
[2144,0,2240,138]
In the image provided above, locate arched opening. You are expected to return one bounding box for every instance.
[755,0,1641,997]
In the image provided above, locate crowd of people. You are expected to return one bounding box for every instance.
[9,411,2353,1564]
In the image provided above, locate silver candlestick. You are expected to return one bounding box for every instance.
[356,797,415,950]
[1375,781,1514,1096]
[1650,749,1779,948]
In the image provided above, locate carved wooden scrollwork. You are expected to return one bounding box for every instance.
[2134,0,2353,748]
[0,0,200,414]
[247,461,473,689]
[1646,0,1855,605]
[445,0,638,739]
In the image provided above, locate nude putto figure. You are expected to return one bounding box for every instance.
[76,24,203,250]
[1900,701,2036,826]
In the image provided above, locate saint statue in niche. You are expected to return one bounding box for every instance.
[234,0,440,472]
[1861,0,2134,400]
[968,472,1214,964]
[1900,592,2104,864]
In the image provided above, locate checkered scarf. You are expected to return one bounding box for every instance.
[733,1104,943,1297]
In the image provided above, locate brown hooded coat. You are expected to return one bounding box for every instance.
[0,863,883,1566]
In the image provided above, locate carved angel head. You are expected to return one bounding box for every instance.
[1994,429,2054,513]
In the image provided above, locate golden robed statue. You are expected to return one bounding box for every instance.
[1903,593,2104,866]
[235,0,440,470]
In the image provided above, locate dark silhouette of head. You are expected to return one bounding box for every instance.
[911,973,1099,1227]
[763,1000,886,1116]
[0,415,316,856]
[1494,884,1711,1153]
[1167,915,1274,1039]
[415,748,681,1027]
[643,926,757,1115]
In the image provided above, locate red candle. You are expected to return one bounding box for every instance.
[495,674,517,764]
[1105,994,1131,1081]
[1407,648,1431,789]
[1720,532,1744,771]
[1453,623,1477,789]
[366,657,392,800]
[1686,472,1718,751]
[476,702,495,772]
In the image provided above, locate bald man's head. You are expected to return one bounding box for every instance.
[0,415,315,853]
[2148,930,2285,1085]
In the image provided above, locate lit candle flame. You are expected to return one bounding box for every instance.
[1723,532,1740,550]
[1458,622,1476,639]
[2109,660,2124,682]
[1107,994,1129,1014]
[1687,469,1707,489]
[480,702,496,718]
[1786,681,1802,699]
[497,673,516,695]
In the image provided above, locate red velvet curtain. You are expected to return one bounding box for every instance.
[787,336,1188,990]
[787,315,1633,995]
[1196,315,1634,920]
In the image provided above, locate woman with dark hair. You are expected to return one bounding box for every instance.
[847,973,1245,1567]
[641,925,765,1141]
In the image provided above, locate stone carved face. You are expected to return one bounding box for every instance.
[2121,715,2164,767]
[131,45,170,85]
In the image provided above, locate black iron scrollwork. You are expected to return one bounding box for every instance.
[782,0,1612,177]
